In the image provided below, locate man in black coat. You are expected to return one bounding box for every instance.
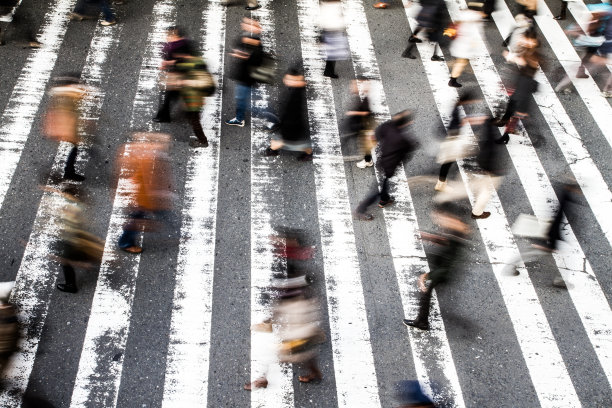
[354,110,418,221]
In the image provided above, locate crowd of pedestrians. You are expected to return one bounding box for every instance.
[0,0,610,405]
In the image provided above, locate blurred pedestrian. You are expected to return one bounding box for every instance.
[401,0,446,61]
[403,206,470,331]
[264,68,313,161]
[434,90,483,192]
[554,0,569,20]
[43,74,88,182]
[52,188,104,293]
[344,76,376,168]
[319,0,349,78]
[153,26,196,123]
[448,2,484,87]
[71,0,116,26]
[354,110,418,221]
[116,133,175,254]
[494,27,540,144]
[0,3,41,48]
[225,18,264,127]
[0,281,17,374]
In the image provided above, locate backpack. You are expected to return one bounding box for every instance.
[176,57,217,97]
[249,52,276,84]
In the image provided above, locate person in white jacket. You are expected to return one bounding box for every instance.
[448,2,485,87]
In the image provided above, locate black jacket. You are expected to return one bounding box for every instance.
[375,120,418,178]
[229,38,263,86]
[280,86,309,142]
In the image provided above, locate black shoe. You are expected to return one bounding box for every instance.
[471,211,491,219]
[576,70,589,79]
[354,211,374,221]
[378,197,395,208]
[64,173,85,182]
[264,147,279,156]
[553,14,565,20]
[189,139,209,148]
[403,319,429,331]
[401,49,416,59]
[245,4,261,9]
[57,283,77,293]
[495,132,510,144]
[297,152,313,162]
[153,116,171,123]
[408,35,422,43]
[323,72,339,79]
[431,55,444,61]
[448,77,462,88]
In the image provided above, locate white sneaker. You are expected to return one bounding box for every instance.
[356,159,373,168]
[434,180,447,191]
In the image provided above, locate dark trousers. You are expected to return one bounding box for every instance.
[356,177,390,213]
[186,111,207,143]
[415,286,434,324]
[439,161,454,182]
[62,264,76,287]
[65,145,78,176]
[118,210,146,249]
[74,0,115,21]
[323,60,336,76]
[155,90,180,121]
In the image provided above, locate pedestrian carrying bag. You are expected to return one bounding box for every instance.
[250,52,276,84]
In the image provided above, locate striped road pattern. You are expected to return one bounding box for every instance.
[0,0,610,406]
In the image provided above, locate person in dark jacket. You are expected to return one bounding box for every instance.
[153,26,196,123]
[354,110,418,221]
[402,0,446,61]
[469,116,506,219]
[225,18,264,127]
[264,68,312,161]
[403,205,470,331]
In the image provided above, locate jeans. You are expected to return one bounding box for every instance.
[75,0,115,21]
[118,210,146,249]
[235,83,251,122]
[64,145,78,176]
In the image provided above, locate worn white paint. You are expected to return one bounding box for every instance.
[0,0,76,210]
[160,0,225,406]
[344,1,465,406]
[490,1,612,391]
[249,1,296,406]
[70,2,175,406]
[530,0,612,148]
[297,0,381,406]
[0,22,121,407]
[407,0,581,404]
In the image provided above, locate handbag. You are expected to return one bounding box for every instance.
[436,134,475,164]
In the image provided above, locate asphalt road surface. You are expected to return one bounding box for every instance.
[0,0,611,406]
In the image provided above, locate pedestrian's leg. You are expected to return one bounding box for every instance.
[154,90,178,122]
[379,176,391,203]
[355,182,381,217]
[298,357,322,382]
[471,175,502,217]
[431,43,444,61]
[449,58,468,87]
[187,111,208,146]
[235,84,250,122]
[99,0,115,22]
[64,145,85,181]
[554,0,567,19]
[401,42,416,59]
[323,60,337,78]
[415,287,433,325]
[118,211,145,252]
[57,264,77,293]
[438,162,453,183]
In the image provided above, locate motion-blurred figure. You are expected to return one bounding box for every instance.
[43,75,88,182]
[319,0,349,78]
[71,0,116,26]
[153,26,196,123]
[448,2,484,88]
[116,133,175,254]
[53,188,104,293]
[402,0,446,61]
[434,90,482,193]
[494,26,540,144]
[0,1,41,48]
[344,76,376,168]
[354,110,418,221]
[0,281,17,374]
[403,206,470,331]
[515,0,537,18]
[225,18,264,127]
[395,380,436,407]
[264,68,313,161]
[504,181,581,288]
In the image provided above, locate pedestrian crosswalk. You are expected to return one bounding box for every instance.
[0,0,610,406]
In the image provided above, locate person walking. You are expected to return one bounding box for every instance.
[153,26,196,123]
[264,68,313,161]
[448,2,485,87]
[225,18,264,127]
[403,207,470,331]
[402,0,447,60]
[354,110,418,221]
[116,133,175,254]
[43,75,88,182]
[344,77,376,168]
[319,0,349,78]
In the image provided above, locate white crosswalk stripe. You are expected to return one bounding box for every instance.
[0,0,610,406]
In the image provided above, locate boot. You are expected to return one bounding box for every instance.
[448,77,462,88]
[576,65,589,79]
